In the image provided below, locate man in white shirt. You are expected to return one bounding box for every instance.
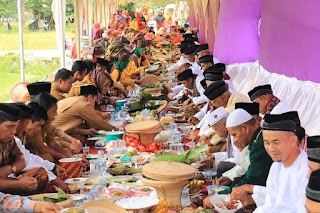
[233,112,309,213]
[218,103,261,183]
[228,111,307,210]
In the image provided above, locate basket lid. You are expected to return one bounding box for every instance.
[142,161,196,181]
[125,120,160,132]
[140,75,160,86]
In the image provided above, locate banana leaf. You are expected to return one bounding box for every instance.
[154,145,208,164]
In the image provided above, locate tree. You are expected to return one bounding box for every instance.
[66,0,74,17]
[0,0,17,18]
[134,2,174,10]
[24,0,52,20]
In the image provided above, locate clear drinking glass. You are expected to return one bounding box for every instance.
[82,146,90,155]
[181,188,191,206]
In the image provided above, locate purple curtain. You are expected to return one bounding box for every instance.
[214,0,262,65]
[259,0,320,82]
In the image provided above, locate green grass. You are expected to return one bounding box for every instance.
[0,22,74,50]
[0,54,60,102]
[0,22,74,101]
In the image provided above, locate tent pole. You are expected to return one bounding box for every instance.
[58,0,66,67]
[17,0,25,82]
[74,0,81,59]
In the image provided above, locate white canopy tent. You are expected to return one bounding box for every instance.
[17,0,185,80]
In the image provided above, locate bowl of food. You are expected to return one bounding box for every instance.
[106,131,124,142]
[65,178,87,186]
[131,155,149,165]
[130,186,156,197]
[210,194,242,213]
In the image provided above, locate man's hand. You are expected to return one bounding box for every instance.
[17,176,38,191]
[188,116,200,125]
[68,139,82,154]
[199,155,215,170]
[183,89,192,96]
[135,79,141,85]
[54,165,66,177]
[101,112,111,120]
[186,102,195,109]
[51,178,70,193]
[34,201,62,213]
[216,176,232,186]
[199,135,209,145]
[82,158,90,170]
[83,128,97,136]
[203,195,214,209]
[231,185,251,201]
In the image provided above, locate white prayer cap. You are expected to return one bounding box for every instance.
[226,108,253,128]
[176,57,191,69]
[177,57,190,65]
[207,107,228,126]
[270,102,293,114]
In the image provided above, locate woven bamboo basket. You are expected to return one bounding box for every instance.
[125,121,162,145]
[144,87,163,94]
[130,132,159,146]
[141,178,189,207]
[142,161,196,207]
[140,75,160,86]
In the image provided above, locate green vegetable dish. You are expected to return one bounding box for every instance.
[35,188,70,203]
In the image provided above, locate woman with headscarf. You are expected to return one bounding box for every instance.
[91,70,114,110]
[131,34,151,68]
[110,45,145,89]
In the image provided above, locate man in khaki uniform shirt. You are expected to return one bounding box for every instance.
[52,85,115,140]
[50,68,73,100]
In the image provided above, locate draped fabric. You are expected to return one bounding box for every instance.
[214,0,262,65]
[259,0,320,82]
[197,1,206,43]
[51,0,66,66]
[227,61,320,135]
[187,0,196,28]
[207,0,219,52]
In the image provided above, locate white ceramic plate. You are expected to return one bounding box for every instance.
[65,178,87,185]
[115,196,159,210]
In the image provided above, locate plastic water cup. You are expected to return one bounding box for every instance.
[82,146,90,155]
[181,188,191,206]
[207,185,216,196]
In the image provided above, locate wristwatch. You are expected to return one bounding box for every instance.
[11,165,17,173]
